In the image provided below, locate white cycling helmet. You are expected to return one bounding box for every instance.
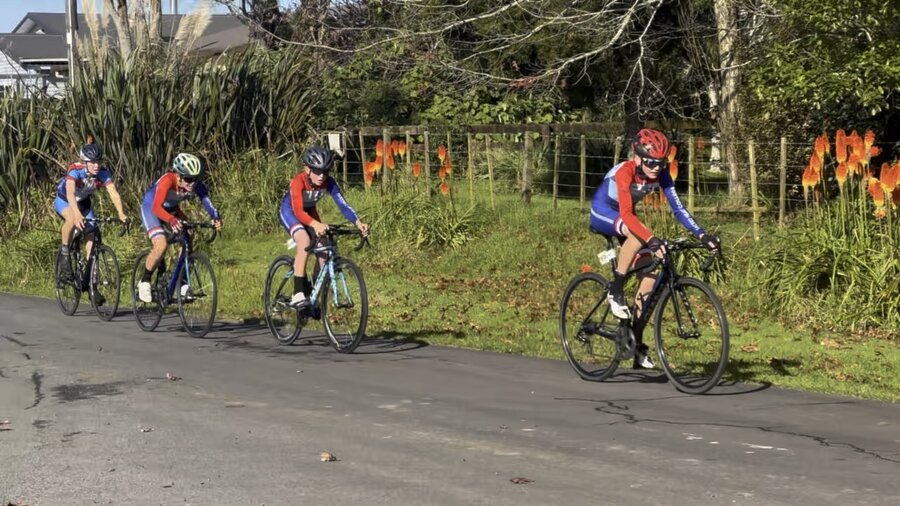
[172,153,202,177]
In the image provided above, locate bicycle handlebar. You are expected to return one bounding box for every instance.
[83,217,130,237]
[167,222,218,245]
[303,224,370,253]
[630,238,721,276]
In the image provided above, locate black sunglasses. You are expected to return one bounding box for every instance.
[182,176,199,184]
[642,158,666,170]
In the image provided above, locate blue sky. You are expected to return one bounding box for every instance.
[1,1,233,32]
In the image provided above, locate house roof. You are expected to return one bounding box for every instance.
[13,13,246,41]
[0,34,67,62]
[191,24,251,54]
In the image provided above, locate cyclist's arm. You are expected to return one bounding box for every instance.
[660,172,704,237]
[614,162,653,242]
[290,174,318,226]
[100,170,127,220]
[64,167,83,209]
[151,173,178,223]
[326,178,359,224]
[194,182,221,221]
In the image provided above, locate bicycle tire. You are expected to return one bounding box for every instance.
[177,251,218,338]
[559,272,621,381]
[90,245,121,321]
[55,249,81,316]
[321,258,367,353]
[654,277,729,394]
[132,251,163,332]
[263,255,305,345]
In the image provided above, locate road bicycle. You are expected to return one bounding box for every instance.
[55,217,128,321]
[263,224,368,353]
[559,233,729,394]
[131,222,218,338]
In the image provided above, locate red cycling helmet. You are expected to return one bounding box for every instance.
[632,128,670,160]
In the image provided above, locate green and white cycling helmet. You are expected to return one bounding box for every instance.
[173,153,202,178]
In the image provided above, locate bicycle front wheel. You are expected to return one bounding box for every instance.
[654,277,729,394]
[263,256,304,345]
[177,252,218,338]
[90,245,121,321]
[55,250,81,316]
[321,258,367,353]
[559,272,620,381]
[132,251,163,332]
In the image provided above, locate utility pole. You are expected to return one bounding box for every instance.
[65,0,78,84]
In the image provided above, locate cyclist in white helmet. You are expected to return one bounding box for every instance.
[136,153,223,303]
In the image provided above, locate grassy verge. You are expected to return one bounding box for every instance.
[2,187,898,402]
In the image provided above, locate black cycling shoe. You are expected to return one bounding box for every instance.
[633,343,655,369]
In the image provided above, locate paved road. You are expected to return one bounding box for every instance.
[1,294,898,505]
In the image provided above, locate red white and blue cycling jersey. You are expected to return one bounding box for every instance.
[279,171,358,237]
[53,163,114,217]
[590,160,703,242]
[140,172,220,240]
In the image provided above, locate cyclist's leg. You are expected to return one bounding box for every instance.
[55,198,77,280]
[592,206,638,318]
[279,194,312,305]
[138,199,168,302]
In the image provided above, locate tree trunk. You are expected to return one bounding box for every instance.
[713,0,745,200]
[104,0,132,60]
[148,0,162,46]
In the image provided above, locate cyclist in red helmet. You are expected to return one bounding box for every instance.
[590,128,720,368]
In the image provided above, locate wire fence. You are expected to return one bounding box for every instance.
[314,123,893,238]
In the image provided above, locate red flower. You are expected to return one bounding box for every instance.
[412,162,422,178]
[439,181,450,196]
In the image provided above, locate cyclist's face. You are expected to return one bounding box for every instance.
[640,157,665,178]
[307,167,327,185]
[85,161,101,175]
[178,175,198,190]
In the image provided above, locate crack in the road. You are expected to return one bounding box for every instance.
[1,334,31,347]
[21,352,31,360]
[0,368,6,378]
[591,400,900,464]
[25,371,44,410]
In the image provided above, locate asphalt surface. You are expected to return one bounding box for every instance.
[1,293,898,505]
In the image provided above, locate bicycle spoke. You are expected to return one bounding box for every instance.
[264,257,304,345]
[655,278,729,394]
[178,253,217,338]
[559,273,620,381]
[322,259,367,353]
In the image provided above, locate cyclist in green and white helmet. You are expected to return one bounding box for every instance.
[135,152,223,303]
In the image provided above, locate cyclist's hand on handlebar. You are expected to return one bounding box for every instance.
[212,219,223,231]
[167,217,183,234]
[312,221,329,237]
[74,211,86,231]
[647,236,667,259]
[700,233,721,253]
[355,220,370,238]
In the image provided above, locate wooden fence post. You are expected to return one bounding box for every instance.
[553,133,560,210]
[424,129,432,197]
[779,136,787,228]
[612,135,622,167]
[342,132,348,188]
[522,132,532,203]
[486,136,496,210]
[467,131,475,204]
[579,134,587,209]
[749,140,760,241]
[688,135,695,212]
[358,130,367,192]
[382,128,390,191]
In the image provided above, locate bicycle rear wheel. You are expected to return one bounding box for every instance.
[55,250,81,316]
[321,258,367,353]
[654,277,729,394]
[263,256,305,345]
[177,252,218,338]
[559,272,620,381]
[132,251,163,331]
[90,245,121,321]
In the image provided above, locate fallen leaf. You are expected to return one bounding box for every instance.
[820,339,840,349]
[510,477,534,484]
[139,427,153,433]
[166,372,180,381]
[740,343,760,353]
[320,451,337,462]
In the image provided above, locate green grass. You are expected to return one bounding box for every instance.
[2,185,898,402]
